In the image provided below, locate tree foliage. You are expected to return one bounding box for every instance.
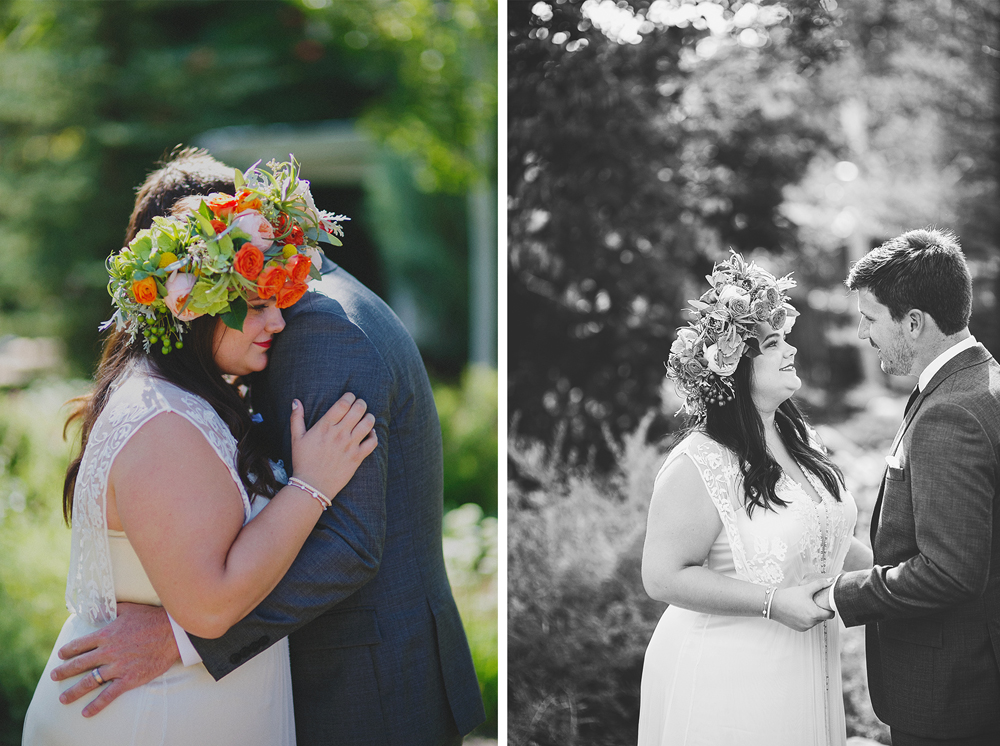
[508,0,843,464]
[0,0,496,373]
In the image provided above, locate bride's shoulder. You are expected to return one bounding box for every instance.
[669,430,733,462]
[104,360,212,422]
[655,430,733,483]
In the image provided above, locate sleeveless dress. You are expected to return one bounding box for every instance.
[22,362,295,746]
[637,431,857,746]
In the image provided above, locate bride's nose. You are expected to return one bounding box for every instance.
[265,307,285,334]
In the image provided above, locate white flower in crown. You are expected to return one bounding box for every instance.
[230,209,275,250]
[665,250,798,421]
[164,271,201,322]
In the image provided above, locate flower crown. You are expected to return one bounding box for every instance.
[103,157,348,353]
[666,251,799,421]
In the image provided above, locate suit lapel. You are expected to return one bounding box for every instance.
[873,344,993,541]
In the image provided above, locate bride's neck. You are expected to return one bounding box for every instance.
[758,408,783,450]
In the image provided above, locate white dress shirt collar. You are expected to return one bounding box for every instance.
[917,334,978,391]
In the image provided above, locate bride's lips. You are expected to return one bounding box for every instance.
[253,339,272,350]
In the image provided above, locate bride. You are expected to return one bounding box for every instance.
[22,160,369,745]
[638,253,873,745]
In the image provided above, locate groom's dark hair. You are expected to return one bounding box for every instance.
[845,228,972,335]
[125,145,235,244]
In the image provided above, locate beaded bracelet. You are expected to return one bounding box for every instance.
[762,586,777,619]
[288,477,332,510]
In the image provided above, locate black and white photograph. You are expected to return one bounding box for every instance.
[509,1,999,745]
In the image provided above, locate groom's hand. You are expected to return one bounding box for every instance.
[800,572,834,612]
[813,587,833,612]
[49,603,180,717]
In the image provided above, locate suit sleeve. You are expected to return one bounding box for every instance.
[835,401,996,626]
[190,308,391,679]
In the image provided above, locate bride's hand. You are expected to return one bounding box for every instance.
[289,393,378,501]
[769,578,835,632]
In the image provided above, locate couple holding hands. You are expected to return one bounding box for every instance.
[640,231,1000,745]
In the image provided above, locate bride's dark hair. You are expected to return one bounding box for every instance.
[62,320,282,523]
[700,355,844,517]
[62,146,280,522]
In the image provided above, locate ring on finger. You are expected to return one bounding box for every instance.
[92,668,106,686]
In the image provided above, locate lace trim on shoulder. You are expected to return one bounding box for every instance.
[66,367,250,627]
[666,434,759,583]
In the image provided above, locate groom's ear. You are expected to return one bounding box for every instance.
[906,309,939,340]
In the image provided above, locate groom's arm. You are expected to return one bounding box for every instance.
[834,401,996,627]
[51,308,392,708]
[190,307,392,679]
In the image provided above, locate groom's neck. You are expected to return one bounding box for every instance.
[910,328,971,378]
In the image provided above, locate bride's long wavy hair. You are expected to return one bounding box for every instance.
[62,320,281,523]
[699,355,844,517]
[62,146,280,523]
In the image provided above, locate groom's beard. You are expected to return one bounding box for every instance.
[873,337,914,377]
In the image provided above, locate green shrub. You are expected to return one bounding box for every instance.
[443,503,498,736]
[0,380,84,744]
[434,365,498,516]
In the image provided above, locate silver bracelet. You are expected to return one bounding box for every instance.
[762,586,776,619]
[288,477,332,510]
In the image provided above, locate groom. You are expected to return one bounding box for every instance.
[818,229,1000,745]
[51,148,486,745]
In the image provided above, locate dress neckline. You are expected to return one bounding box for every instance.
[778,468,827,506]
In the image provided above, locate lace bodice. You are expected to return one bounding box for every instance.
[658,431,857,586]
[66,360,251,626]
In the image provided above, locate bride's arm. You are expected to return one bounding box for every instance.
[112,395,376,639]
[843,536,874,572]
[641,454,832,631]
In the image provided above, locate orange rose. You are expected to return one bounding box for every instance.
[276,280,309,309]
[256,264,288,300]
[288,225,304,246]
[233,244,264,281]
[208,193,239,218]
[285,253,311,283]
[210,219,227,234]
[235,188,262,213]
[131,276,157,305]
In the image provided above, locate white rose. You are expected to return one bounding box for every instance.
[717,286,743,305]
[164,271,201,322]
[231,209,275,250]
[704,343,740,377]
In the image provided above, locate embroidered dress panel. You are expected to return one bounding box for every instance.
[23,362,295,746]
[639,431,857,746]
[65,360,252,626]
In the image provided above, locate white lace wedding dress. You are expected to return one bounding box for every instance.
[638,431,856,746]
[22,361,295,745]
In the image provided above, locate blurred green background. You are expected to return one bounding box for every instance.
[0,0,497,741]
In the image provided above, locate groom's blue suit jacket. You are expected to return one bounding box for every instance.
[835,344,1000,739]
[190,260,485,745]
